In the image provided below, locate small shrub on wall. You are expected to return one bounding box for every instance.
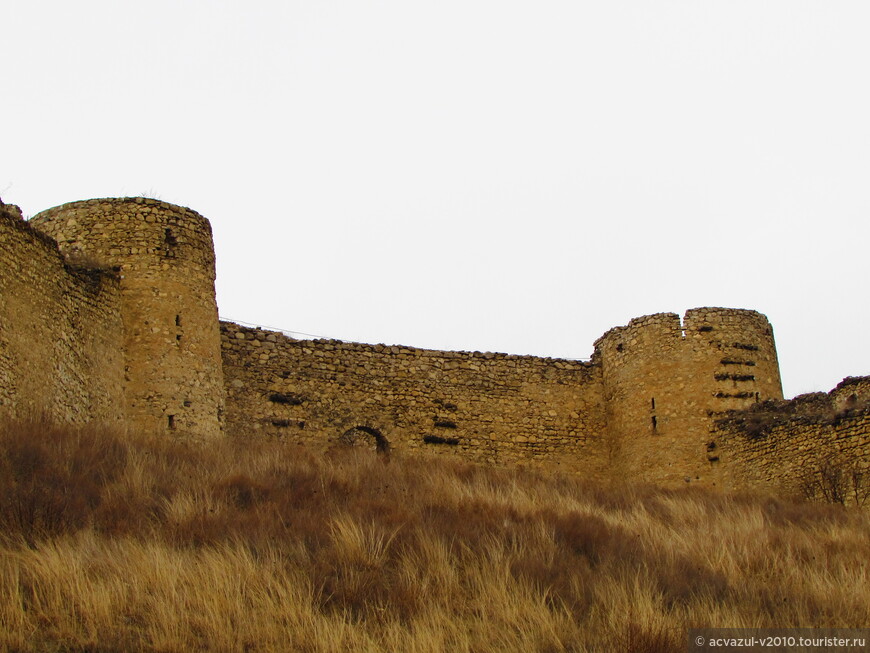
[799,454,869,507]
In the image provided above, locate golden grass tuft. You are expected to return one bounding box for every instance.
[0,417,868,651]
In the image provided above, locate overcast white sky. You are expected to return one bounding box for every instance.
[3,1,868,398]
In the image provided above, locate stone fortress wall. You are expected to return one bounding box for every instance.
[710,377,870,499]
[1,196,867,498]
[220,322,611,475]
[29,198,225,439]
[0,200,126,424]
[594,308,783,485]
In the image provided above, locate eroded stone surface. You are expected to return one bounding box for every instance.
[1,196,866,496]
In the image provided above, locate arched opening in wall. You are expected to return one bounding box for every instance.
[339,426,390,455]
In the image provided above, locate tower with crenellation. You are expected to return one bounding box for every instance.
[594,308,783,484]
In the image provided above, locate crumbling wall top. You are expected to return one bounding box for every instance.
[0,197,23,221]
[32,196,212,229]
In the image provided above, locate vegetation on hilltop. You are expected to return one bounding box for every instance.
[1,419,868,652]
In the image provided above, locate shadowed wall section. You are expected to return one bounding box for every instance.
[711,377,870,500]
[0,202,125,424]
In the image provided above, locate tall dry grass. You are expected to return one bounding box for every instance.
[0,417,868,652]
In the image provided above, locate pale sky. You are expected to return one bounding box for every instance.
[3,1,868,399]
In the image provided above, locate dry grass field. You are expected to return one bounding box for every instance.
[1,418,868,652]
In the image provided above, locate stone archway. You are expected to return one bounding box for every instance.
[338,425,390,455]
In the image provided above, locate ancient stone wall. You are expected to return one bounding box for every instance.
[220,322,610,474]
[593,308,782,485]
[30,199,224,438]
[220,311,867,494]
[3,193,866,499]
[711,381,870,502]
[0,201,125,424]
[830,376,870,411]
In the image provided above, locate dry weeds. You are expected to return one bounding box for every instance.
[0,417,867,652]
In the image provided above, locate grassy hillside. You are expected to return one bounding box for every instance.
[1,419,868,652]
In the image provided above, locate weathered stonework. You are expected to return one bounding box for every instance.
[1,195,867,496]
[711,378,870,499]
[220,322,610,474]
[594,308,783,485]
[0,200,125,424]
[29,198,224,438]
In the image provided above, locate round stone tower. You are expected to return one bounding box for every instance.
[593,307,782,485]
[30,198,225,438]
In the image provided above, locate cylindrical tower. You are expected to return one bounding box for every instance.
[594,307,782,485]
[682,307,782,410]
[30,198,225,438]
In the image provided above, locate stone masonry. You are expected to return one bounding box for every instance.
[220,321,610,475]
[0,199,125,425]
[0,196,867,497]
[29,198,224,438]
[711,377,870,499]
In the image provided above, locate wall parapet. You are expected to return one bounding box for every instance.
[224,322,597,368]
